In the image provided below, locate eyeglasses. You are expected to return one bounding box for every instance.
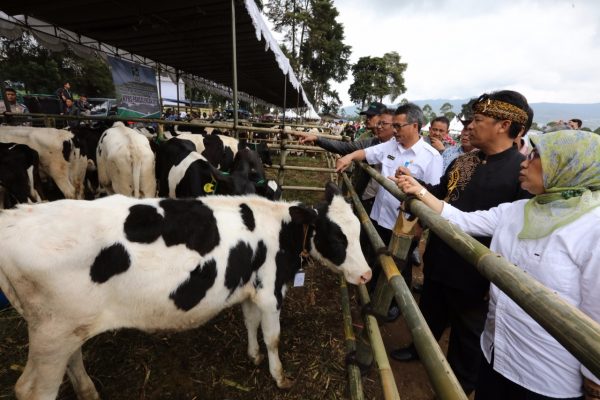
[376,121,392,128]
[392,122,413,130]
[526,148,539,161]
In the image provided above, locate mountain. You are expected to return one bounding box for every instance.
[342,100,600,130]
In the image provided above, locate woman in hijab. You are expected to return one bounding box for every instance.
[393,130,600,400]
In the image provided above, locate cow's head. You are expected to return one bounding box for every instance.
[291,182,371,285]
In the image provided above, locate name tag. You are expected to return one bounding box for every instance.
[387,155,395,160]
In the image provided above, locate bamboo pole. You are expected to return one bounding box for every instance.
[5,111,337,138]
[356,284,400,400]
[340,276,365,400]
[265,165,335,173]
[342,173,467,400]
[280,185,325,192]
[356,162,600,378]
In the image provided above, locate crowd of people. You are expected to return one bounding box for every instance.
[295,92,599,400]
[296,90,600,399]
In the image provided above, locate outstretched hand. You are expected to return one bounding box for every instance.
[336,155,353,173]
[290,131,318,145]
[388,175,423,195]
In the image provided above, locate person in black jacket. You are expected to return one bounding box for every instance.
[389,90,534,396]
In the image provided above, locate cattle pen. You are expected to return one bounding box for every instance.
[2,2,600,399]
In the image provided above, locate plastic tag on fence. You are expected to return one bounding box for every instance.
[293,271,305,287]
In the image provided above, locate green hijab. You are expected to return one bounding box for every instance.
[519,130,600,239]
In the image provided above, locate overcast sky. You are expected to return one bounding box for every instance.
[326,0,600,106]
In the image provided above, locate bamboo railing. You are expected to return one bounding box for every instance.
[342,173,467,400]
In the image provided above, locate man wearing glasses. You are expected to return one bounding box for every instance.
[336,103,443,308]
[391,91,533,396]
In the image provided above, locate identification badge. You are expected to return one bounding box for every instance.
[387,154,395,160]
[293,271,305,287]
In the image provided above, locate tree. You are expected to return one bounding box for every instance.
[265,0,351,107]
[594,126,600,135]
[348,52,407,108]
[321,88,341,115]
[459,98,477,119]
[422,104,437,123]
[300,0,351,107]
[0,33,114,97]
[439,102,454,120]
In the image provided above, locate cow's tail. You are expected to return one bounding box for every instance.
[132,153,142,198]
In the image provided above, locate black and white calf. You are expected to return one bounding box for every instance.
[0,183,371,399]
[155,137,256,198]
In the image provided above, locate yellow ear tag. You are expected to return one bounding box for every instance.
[203,183,215,193]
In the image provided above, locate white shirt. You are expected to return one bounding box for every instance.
[365,138,442,229]
[441,200,600,397]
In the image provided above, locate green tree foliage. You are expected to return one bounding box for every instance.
[594,126,600,135]
[321,88,341,115]
[422,104,437,122]
[265,0,351,108]
[348,52,407,108]
[459,98,477,119]
[0,33,114,97]
[440,102,455,120]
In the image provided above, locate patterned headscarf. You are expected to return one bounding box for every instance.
[519,130,600,239]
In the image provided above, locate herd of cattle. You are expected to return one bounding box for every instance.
[0,122,372,399]
[0,121,281,208]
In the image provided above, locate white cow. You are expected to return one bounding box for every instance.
[0,183,371,399]
[96,122,156,198]
[0,126,88,199]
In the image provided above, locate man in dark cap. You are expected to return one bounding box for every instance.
[391,90,533,396]
[355,101,387,140]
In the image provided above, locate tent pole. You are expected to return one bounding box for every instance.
[282,74,287,129]
[231,0,239,132]
[157,65,163,115]
[176,69,180,116]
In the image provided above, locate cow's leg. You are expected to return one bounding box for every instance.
[66,348,99,400]
[241,300,264,365]
[15,326,82,400]
[260,309,294,389]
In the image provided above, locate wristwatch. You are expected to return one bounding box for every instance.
[416,187,428,199]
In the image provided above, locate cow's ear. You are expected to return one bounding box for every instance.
[325,181,342,204]
[289,205,318,225]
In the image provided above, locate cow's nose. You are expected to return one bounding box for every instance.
[360,269,372,284]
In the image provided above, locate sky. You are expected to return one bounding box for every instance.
[325,0,600,106]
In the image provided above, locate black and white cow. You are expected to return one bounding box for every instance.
[0,143,43,208]
[155,137,255,198]
[0,183,371,399]
[176,132,237,172]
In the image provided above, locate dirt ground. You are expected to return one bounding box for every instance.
[0,259,448,400]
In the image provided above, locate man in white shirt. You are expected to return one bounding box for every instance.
[336,103,443,295]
